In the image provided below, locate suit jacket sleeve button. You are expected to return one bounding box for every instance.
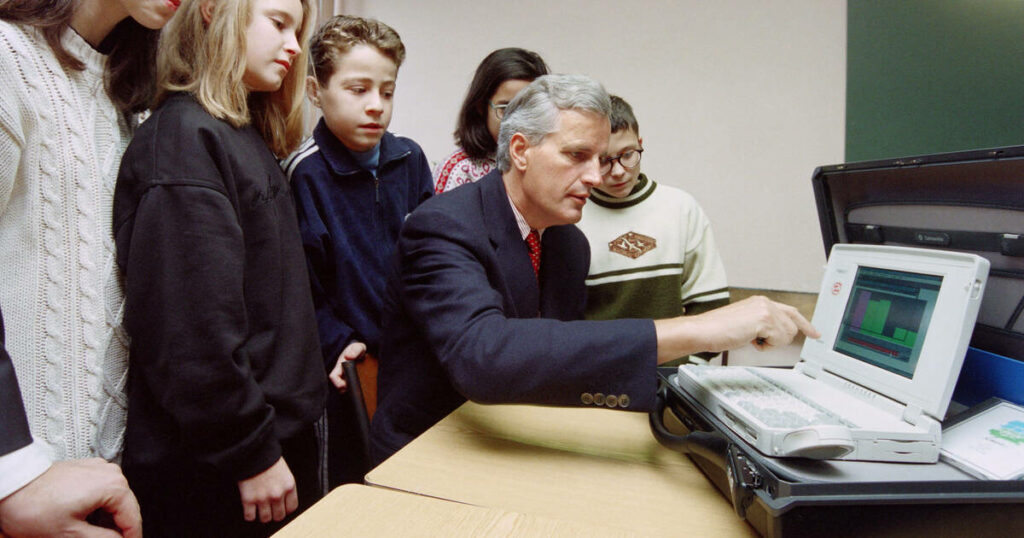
[581,392,594,405]
[618,394,630,408]
[605,394,618,408]
[593,392,605,406]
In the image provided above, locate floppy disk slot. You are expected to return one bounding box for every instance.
[721,409,758,442]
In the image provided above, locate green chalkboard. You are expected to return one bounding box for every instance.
[846,1,1024,162]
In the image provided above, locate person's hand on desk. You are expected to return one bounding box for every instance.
[654,296,819,363]
[329,340,367,392]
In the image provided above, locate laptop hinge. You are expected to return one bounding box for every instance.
[902,403,924,426]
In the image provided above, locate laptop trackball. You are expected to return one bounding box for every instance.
[780,425,856,459]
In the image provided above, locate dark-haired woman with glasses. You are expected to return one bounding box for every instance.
[433,47,548,194]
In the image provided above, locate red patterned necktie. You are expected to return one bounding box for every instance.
[526,229,541,277]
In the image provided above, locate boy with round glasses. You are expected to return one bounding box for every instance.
[579,95,729,364]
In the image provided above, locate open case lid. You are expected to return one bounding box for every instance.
[812,145,1024,364]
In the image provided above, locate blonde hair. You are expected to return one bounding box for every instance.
[156,0,315,157]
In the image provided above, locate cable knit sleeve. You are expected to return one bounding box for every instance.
[0,21,131,463]
[0,31,26,214]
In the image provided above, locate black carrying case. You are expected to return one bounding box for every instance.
[650,146,1024,537]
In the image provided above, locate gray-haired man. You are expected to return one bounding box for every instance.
[369,74,816,462]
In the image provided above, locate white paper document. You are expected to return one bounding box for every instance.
[941,400,1024,481]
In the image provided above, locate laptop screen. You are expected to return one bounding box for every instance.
[804,244,988,418]
[833,267,943,379]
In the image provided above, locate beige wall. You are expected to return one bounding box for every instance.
[344,0,847,292]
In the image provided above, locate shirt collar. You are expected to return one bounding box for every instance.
[350,144,381,177]
[504,188,539,241]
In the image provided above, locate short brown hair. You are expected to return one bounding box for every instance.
[310,15,405,84]
[608,95,640,135]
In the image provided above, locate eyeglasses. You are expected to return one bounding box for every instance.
[489,101,509,120]
[599,149,643,175]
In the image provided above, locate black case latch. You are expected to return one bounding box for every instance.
[726,444,762,519]
[1001,234,1024,257]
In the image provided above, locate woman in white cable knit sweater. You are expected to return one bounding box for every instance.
[0,0,178,464]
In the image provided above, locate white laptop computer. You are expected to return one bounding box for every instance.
[674,243,990,463]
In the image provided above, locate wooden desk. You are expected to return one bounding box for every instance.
[274,484,640,537]
[365,403,756,537]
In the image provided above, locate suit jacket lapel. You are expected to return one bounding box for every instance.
[478,172,539,318]
[538,224,590,321]
[538,226,567,319]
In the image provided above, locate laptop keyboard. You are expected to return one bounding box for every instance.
[681,366,852,429]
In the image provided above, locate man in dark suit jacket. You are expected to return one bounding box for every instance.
[369,74,817,462]
[0,305,142,537]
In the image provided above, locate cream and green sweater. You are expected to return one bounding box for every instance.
[578,174,729,321]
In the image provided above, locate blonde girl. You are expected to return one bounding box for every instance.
[113,1,325,535]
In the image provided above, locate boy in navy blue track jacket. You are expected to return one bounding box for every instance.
[282,16,432,486]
